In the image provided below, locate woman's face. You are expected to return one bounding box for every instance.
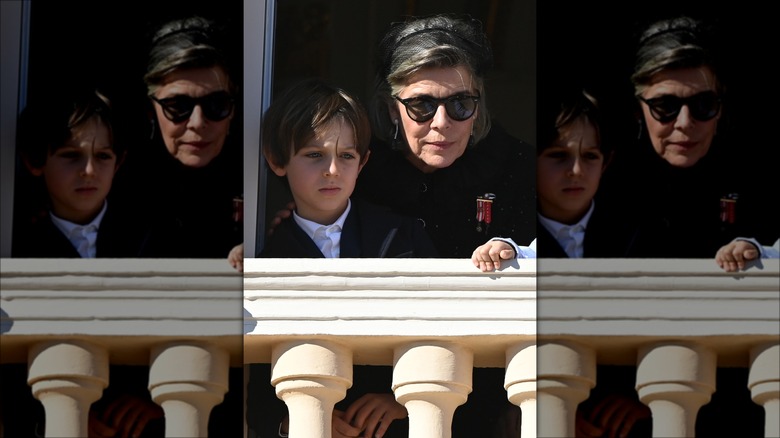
[639,66,720,168]
[152,66,233,168]
[394,65,478,173]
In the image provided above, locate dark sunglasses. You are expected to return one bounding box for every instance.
[639,91,721,123]
[151,91,234,123]
[395,94,480,122]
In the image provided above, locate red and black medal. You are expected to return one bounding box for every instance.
[719,193,738,225]
[476,193,496,233]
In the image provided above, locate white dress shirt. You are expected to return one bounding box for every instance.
[538,201,595,259]
[293,200,352,258]
[50,201,108,258]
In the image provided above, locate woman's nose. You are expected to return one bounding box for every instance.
[186,104,207,128]
[674,105,694,129]
[429,104,451,129]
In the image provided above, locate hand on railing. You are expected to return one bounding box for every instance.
[576,394,650,438]
[228,243,244,272]
[715,239,760,272]
[471,240,515,272]
[330,409,364,437]
[88,394,163,438]
[343,393,408,438]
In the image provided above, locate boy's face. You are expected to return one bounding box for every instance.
[269,118,367,225]
[30,116,118,224]
[537,117,604,225]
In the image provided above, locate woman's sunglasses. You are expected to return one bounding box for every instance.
[639,91,721,124]
[395,94,480,122]
[151,91,234,123]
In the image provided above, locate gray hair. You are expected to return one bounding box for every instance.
[144,16,236,97]
[372,14,493,144]
[632,16,721,96]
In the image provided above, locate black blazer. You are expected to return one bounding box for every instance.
[536,205,646,258]
[259,200,438,258]
[12,205,152,258]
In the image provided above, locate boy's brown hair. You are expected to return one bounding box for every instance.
[262,78,371,169]
[17,88,121,169]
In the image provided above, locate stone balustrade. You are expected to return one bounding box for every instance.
[1,259,242,437]
[2,258,777,437]
[245,258,778,438]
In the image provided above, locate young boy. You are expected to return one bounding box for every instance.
[472,89,643,269]
[12,89,144,258]
[256,78,437,438]
[259,78,437,259]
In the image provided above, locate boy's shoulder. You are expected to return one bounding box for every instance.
[258,215,323,258]
[259,199,438,258]
[12,214,81,258]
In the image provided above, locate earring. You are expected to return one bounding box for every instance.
[467,132,475,148]
[391,119,403,151]
[149,118,156,140]
[636,119,643,140]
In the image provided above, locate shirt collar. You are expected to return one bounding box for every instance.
[538,200,595,237]
[50,200,108,236]
[293,199,352,238]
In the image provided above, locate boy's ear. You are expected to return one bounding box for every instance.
[265,157,287,177]
[602,151,615,171]
[115,151,127,170]
[262,146,287,177]
[22,156,44,177]
[358,149,371,173]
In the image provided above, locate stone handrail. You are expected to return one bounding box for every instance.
[1,258,242,437]
[2,258,777,437]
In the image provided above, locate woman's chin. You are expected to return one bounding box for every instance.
[662,152,703,169]
[175,152,214,168]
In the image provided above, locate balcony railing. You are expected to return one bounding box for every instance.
[1,259,242,437]
[244,258,778,438]
[2,258,778,437]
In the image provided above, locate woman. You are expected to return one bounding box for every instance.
[352,14,532,438]
[576,17,768,438]
[601,16,771,258]
[119,16,243,259]
[354,14,536,259]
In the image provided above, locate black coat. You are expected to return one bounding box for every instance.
[536,204,648,258]
[600,136,774,258]
[259,199,438,258]
[354,123,536,258]
[11,203,152,258]
[111,137,243,258]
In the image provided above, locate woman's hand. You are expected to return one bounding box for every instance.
[89,394,163,438]
[576,394,650,438]
[716,239,760,272]
[267,201,296,236]
[228,243,244,272]
[343,393,407,438]
[332,410,364,438]
[279,410,363,438]
[472,240,515,272]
